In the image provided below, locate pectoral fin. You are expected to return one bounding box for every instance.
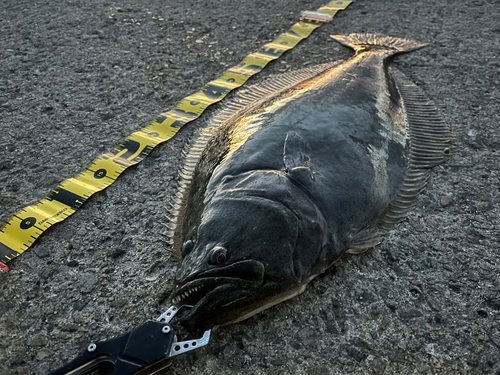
[283,132,316,181]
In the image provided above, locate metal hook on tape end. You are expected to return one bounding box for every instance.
[300,11,334,23]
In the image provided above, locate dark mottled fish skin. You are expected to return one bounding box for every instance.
[167,34,452,333]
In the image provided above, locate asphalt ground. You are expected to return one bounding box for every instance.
[0,0,499,374]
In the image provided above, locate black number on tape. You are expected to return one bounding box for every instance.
[112,139,141,163]
[171,109,198,121]
[201,83,231,100]
[155,115,167,124]
[0,243,20,260]
[134,145,154,162]
[231,64,262,77]
[47,188,85,210]
[258,46,285,58]
[170,119,186,129]
[105,139,154,166]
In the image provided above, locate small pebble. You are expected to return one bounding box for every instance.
[66,260,79,267]
[79,273,98,294]
[107,248,126,258]
[36,349,53,360]
[28,336,48,347]
[60,323,79,332]
[440,196,453,208]
[110,299,128,308]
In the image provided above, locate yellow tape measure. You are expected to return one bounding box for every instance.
[0,1,352,271]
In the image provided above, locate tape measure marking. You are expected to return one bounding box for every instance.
[0,1,352,269]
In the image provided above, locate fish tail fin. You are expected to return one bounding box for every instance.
[330,33,426,56]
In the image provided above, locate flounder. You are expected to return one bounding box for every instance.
[165,34,452,333]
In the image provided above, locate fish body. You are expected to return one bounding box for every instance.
[166,34,452,333]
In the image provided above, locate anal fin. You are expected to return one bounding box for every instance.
[347,227,383,254]
[348,67,453,253]
[376,67,453,234]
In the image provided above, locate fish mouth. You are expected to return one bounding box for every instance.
[172,259,265,307]
[172,277,250,305]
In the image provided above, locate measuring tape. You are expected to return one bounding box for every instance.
[0,1,352,271]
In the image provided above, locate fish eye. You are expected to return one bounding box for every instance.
[209,246,228,265]
[181,240,194,257]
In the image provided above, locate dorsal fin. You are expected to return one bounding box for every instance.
[165,62,339,259]
[346,67,453,254]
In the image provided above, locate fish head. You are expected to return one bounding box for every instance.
[173,173,329,333]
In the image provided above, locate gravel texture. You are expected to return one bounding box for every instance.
[1,0,499,374]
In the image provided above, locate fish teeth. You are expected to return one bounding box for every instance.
[172,284,204,304]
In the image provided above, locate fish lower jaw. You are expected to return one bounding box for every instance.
[228,283,309,325]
